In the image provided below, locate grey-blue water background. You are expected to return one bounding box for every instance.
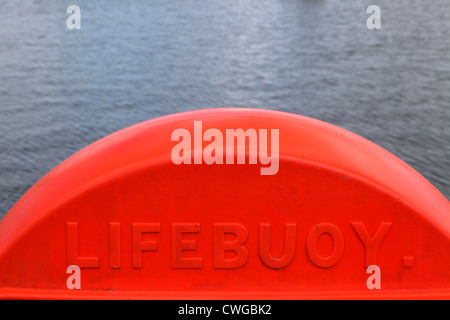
[1,0,449,219]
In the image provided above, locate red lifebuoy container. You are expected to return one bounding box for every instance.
[0,108,449,299]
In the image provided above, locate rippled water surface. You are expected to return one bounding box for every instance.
[1,0,449,218]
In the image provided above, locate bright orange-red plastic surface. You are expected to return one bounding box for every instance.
[0,108,449,299]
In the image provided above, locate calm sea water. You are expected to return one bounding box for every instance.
[1,0,449,218]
